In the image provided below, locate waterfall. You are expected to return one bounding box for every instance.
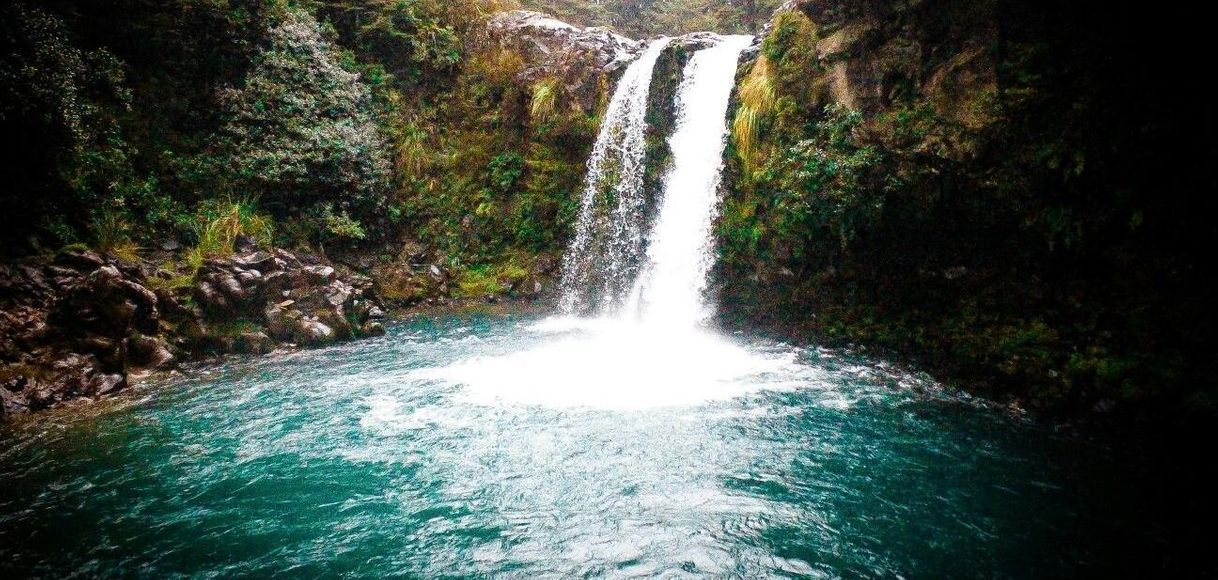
[558,37,672,315]
[626,35,753,327]
[559,34,752,330]
[437,35,784,409]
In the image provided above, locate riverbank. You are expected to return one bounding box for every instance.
[1,241,556,421]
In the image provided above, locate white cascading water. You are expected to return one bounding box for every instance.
[428,35,797,409]
[558,37,672,315]
[625,35,755,328]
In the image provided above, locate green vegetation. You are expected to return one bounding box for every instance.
[1,0,593,276]
[455,261,530,298]
[187,198,274,259]
[719,1,1216,420]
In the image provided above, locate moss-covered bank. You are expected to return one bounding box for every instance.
[716,0,1217,423]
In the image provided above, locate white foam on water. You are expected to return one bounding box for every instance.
[425,322,798,410]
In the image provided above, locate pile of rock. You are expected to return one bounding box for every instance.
[2,251,166,416]
[189,248,385,352]
[1,245,385,418]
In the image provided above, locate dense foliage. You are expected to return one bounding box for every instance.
[718,1,1217,421]
[197,8,393,227]
[1,0,597,285]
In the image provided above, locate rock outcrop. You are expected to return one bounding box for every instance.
[484,10,643,116]
[763,0,998,128]
[1,245,386,418]
[488,10,642,77]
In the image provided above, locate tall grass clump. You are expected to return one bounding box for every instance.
[91,210,141,263]
[733,55,776,172]
[188,197,273,259]
[530,77,560,125]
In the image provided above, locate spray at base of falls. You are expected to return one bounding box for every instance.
[437,36,770,409]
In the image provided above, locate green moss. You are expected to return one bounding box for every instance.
[454,261,530,299]
[206,319,263,338]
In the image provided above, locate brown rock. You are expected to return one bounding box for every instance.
[234,331,276,355]
[129,334,176,370]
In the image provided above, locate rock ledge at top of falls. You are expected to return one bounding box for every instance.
[486,11,738,78]
[488,11,642,76]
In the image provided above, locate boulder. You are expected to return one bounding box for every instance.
[91,373,126,396]
[215,272,247,301]
[264,305,303,342]
[234,331,276,355]
[362,322,386,337]
[232,250,276,270]
[297,320,335,346]
[488,11,641,76]
[303,265,336,285]
[194,280,230,312]
[128,334,176,370]
[53,248,105,271]
[51,265,159,336]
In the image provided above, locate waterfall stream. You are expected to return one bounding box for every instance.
[559,35,751,327]
[416,35,771,410]
[625,35,753,327]
[558,38,672,315]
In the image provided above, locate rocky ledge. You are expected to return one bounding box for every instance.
[488,10,642,77]
[1,243,386,419]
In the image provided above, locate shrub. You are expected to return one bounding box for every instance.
[187,197,274,258]
[201,7,391,221]
[319,203,367,241]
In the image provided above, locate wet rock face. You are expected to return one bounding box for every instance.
[185,248,384,351]
[2,246,387,419]
[51,265,160,337]
[484,10,640,117]
[764,0,998,123]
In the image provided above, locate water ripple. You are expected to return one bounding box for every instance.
[1,313,1152,576]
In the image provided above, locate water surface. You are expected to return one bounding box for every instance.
[1,313,1153,576]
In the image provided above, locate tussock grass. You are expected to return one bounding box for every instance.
[191,197,273,258]
[733,55,776,172]
[530,77,560,124]
[92,211,141,263]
